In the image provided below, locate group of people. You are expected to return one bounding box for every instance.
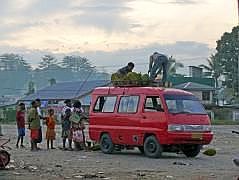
[16,99,86,151]
[117,52,169,85]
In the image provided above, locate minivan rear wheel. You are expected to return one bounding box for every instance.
[181,144,201,157]
[144,136,162,158]
[100,134,114,154]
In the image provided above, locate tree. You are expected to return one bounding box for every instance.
[199,54,223,88]
[26,81,35,95]
[0,54,31,96]
[62,55,93,72]
[168,56,184,75]
[39,55,58,70]
[0,53,31,71]
[62,55,96,80]
[214,26,239,95]
[48,78,56,86]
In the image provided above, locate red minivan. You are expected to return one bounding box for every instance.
[89,86,213,158]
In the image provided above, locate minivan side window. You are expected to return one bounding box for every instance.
[144,96,164,112]
[118,96,139,113]
[93,96,117,113]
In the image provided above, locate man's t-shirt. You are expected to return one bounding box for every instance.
[117,66,131,76]
[28,108,40,129]
[37,107,43,127]
[16,111,25,128]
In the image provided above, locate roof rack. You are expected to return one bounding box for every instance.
[111,80,172,88]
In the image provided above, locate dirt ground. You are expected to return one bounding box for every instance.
[0,124,238,180]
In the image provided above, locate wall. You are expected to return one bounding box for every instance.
[188,90,213,105]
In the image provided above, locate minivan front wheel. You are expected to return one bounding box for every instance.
[100,134,114,154]
[144,136,162,158]
[181,144,201,157]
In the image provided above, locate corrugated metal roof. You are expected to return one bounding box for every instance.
[0,96,19,107]
[174,82,215,91]
[21,80,110,101]
[168,76,215,86]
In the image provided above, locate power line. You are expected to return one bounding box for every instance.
[0,56,209,72]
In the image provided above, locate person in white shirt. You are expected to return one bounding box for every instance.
[35,99,43,146]
[62,99,73,117]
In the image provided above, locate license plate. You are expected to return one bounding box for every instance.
[191,133,203,140]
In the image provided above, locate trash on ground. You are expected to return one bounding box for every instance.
[203,149,217,156]
[91,144,101,151]
[166,175,174,179]
[55,164,62,168]
[173,161,190,166]
[233,158,239,167]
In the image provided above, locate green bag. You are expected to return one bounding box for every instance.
[69,113,82,123]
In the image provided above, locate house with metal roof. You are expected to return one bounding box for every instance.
[174,82,215,105]
[21,80,110,102]
[20,80,110,117]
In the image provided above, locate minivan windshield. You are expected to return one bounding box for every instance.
[164,94,207,115]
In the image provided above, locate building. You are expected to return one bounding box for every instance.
[0,95,19,121]
[20,80,110,120]
[173,82,215,105]
[189,66,203,78]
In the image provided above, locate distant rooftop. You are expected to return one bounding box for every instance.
[0,95,19,107]
[21,80,110,101]
[174,82,215,91]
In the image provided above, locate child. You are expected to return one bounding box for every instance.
[16,103,26,148]
[62,108,73,150]
[71,100,86,150]
[45,109,56,149]
[27,101,40,151]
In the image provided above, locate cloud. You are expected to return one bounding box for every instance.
[71,0,137,32]
[168,0,197,4]
[148,0,199,5]
[0,41,211,75]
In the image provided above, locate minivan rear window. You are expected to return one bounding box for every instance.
[164,94,207,115]
[93,96,117,113]
[118,96,139,113]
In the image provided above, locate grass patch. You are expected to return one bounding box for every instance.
[212,119,239,125]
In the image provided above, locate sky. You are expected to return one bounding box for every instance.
[0,0,238,74]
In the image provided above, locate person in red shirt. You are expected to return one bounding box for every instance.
[16,103,26,148]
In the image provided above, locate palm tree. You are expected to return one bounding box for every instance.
[168,56,184,75]
[199,54,222,88]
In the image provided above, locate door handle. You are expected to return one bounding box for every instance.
[142,116,147,119]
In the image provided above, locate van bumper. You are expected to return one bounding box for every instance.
[165,132,213,145]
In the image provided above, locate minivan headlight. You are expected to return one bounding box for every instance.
[168,124,212,132]
[168,124,184,132]
[202,125,212,131]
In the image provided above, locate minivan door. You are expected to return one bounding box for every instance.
[141,96,167,136]
[115,95,141,145]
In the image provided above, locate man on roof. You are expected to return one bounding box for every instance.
[117,62,135,76]
[148,52,168,85]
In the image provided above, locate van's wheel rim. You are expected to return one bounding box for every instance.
[0,151,10,168]
[102,138,110,150]
[147,141,157,153]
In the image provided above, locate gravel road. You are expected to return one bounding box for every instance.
[0,125,238,180]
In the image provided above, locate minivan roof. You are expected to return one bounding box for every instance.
[92,86,193,96]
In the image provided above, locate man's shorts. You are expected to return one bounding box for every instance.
[18,128,25,137]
